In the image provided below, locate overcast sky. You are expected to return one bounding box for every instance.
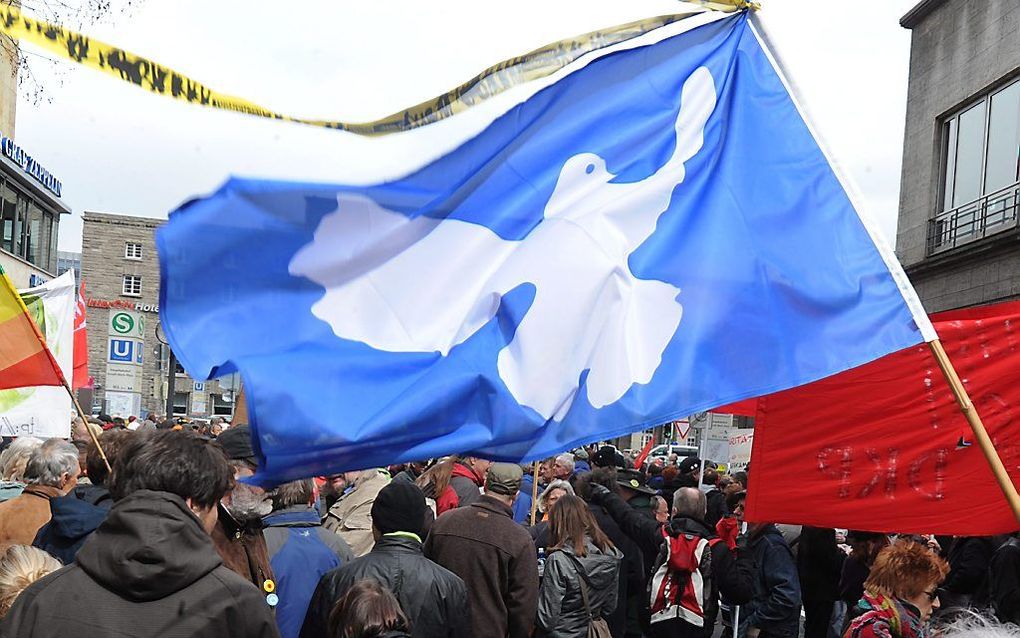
[12,0,919,253]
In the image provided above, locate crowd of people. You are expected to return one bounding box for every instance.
[0,420,1018,638]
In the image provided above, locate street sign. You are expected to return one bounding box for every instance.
[108,339,135,363]
[109,310,144,339]
[675,420,691,441]
[194,382,204,391]
[106,363,143,392]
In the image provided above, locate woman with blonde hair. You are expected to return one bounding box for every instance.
[0,544,61,618]
[844,540,950,638]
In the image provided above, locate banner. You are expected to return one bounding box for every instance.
[72,279,90,389]
[727,431,753,471]
[0,6,742,135]
[747,300,1020,536]
[0,272,75,438]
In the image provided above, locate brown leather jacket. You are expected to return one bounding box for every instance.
[0,484,63,545]
[210,501,276,592]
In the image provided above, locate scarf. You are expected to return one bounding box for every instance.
[848,592,928,638]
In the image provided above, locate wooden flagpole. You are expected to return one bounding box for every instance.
[62,378,110,473]
[929,339,1020,521]
[530,462,541,526]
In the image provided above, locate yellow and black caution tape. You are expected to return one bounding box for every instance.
[0,2,753,136]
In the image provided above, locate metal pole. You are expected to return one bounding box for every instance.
[165,348,177,421]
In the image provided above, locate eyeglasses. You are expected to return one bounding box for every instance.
[923,589,940,602]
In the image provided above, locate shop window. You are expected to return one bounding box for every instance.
[122,274,142,296]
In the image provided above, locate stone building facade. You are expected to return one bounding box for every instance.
[80,211,238,418]
[897,0,1020,311]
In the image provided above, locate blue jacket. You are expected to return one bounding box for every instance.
[264,505,354,638]
[513,473,535,524]
[33,494,109,564]
[742,524,802,638]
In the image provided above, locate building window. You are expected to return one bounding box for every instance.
[212,394,233,416]
[932,78,1020,253]
[122,274,142,296]
[173,391,189,416]
[124,242,142,260]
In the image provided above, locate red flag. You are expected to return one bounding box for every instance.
[0,267,65,389]
[633,437,657,469]
[72,279,91,389]
[746,300,1020,536]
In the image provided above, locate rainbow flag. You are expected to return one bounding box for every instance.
[0,267,65,390]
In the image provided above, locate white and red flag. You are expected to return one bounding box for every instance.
[72,279,91,389]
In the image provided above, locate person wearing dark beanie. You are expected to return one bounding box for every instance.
[301,482,469,638]
[371,482,426,537]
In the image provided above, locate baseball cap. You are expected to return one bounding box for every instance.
[485,462,523,496]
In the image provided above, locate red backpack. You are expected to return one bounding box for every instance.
[649,526,723,627]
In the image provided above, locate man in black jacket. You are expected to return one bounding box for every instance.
[591,484,753,638]
[0,430,279,638]
[301,481,469,638]
[942,535,1007,611]
[990,534,1020,624]
[797,527,845,638]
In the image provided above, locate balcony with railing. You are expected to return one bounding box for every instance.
[927,180,1020,255]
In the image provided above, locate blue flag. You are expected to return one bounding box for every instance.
[158,12,932,484]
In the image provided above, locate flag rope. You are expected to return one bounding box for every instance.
[0,5,749,135]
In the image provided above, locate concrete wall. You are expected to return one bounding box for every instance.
[896,0,1020,311]
[0,248,51,288]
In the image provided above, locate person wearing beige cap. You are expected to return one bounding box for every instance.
[424,462,539,638]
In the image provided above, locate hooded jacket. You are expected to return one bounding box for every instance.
[301,534,469,638]
[537,539,623,638]
[264,504,354,638]
[0,490,280,638]
[32,494,109,564]
[448,461,484,508]
[72,482,113,509]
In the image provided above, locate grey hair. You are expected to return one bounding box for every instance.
[672,487,707,519]
[270,479,315,510]
[24,439,79,488]
[939,612,1020,638]
[654,495,669,512]
[555,454,575,473]
[538,479,575,512]
[0,438,43,482]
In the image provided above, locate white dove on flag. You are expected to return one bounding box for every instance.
[290,66,717,420]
